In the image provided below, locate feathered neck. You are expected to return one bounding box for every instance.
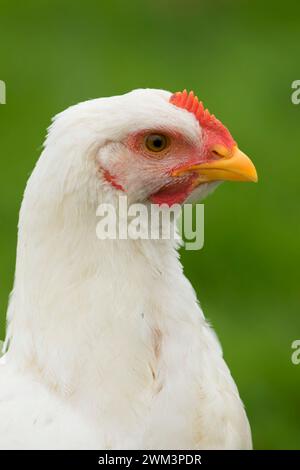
[3,149,210,445]
[4,178,180,393]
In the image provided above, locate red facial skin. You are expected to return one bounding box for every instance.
[126,129,205,205]
[138,124,235,205]
[103,169,125,192]
[102,126,235,206]
[102,95,236,206]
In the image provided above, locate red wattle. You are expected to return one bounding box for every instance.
[149,176,196,206]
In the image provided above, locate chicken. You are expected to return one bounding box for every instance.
[0,89,257,449]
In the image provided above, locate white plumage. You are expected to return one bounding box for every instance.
[0,89,253,449]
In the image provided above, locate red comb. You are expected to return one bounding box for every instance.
[169,89,236,146]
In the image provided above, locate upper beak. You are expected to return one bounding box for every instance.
[172,145,258,183]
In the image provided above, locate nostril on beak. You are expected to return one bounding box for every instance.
[212,150,223,158]
[211,145,232,159]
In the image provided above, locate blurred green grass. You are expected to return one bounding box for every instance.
[0,0,299,449]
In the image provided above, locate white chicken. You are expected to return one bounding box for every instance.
[0,89,257,449]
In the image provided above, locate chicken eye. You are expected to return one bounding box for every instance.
[145,134,169,153]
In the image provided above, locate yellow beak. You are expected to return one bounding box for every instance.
[173,145,258,183]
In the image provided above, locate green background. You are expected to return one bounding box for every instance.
[0,0,299,449]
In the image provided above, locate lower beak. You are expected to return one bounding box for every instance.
[173,145,258,183]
